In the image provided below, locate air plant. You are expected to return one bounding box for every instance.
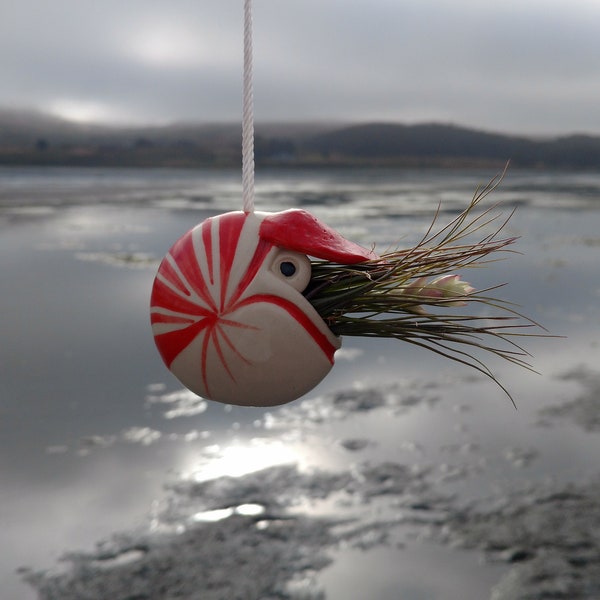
[305,168,544,405]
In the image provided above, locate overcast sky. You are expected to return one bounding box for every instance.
[2,0,600,135]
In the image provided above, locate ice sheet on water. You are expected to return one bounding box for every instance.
[538,366,600,432]
[74,251,157,269]
[21,459,451,600]
[145,387,208,419]
[23,375,600,599]
[25,463,600,598]
[426,480,600,600]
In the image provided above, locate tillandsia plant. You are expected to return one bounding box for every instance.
[304,168,544,405]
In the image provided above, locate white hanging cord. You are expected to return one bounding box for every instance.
[242,0,255,213]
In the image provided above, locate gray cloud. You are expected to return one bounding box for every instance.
[1,0,599,134]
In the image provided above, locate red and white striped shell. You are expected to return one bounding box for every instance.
[150,209,373,406]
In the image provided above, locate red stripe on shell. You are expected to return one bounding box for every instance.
[150,277,215,318]
[234,293,338,363]
[218,212,247,311]
[226,238,272,309]
[154,317,214,369]
[167,229,218,313]
[201,219,214,286]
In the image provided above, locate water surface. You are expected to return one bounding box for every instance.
[1,166,599,599]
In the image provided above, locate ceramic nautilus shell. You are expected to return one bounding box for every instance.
[150,209,374,407]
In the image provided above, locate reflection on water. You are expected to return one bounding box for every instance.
[191,503,266,523]
[182,439,301,483]
[1,166,599,599]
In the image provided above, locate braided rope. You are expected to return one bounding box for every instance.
[242,0,255,213]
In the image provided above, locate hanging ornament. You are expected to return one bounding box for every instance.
[150,1,544,407]
[150,209,375,406]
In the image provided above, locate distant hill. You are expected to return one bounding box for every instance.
[302,123,600,168]
[1,109,599,168]
[301,123,531,166]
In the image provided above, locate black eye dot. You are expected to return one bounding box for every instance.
[280,261,296,277]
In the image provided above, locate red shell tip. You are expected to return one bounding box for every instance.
[259,209,375,264]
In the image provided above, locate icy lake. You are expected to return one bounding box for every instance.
[1,166,600,599]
